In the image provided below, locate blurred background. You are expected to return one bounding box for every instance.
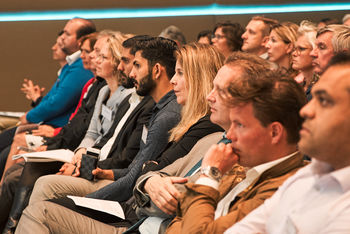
[0,0,348,110]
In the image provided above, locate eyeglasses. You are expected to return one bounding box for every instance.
[211,34,226,40]
[293,46,312,55]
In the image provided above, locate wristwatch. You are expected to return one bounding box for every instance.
[200,166,222,181]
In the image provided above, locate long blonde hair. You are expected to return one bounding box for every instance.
[169,43,224,142]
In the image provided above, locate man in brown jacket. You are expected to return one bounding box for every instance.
[166,52,308,234]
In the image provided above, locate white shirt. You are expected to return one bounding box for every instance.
[225,159,350,234]
[197,152,298,219]
[66,50,81,65]
[100,90,140,160]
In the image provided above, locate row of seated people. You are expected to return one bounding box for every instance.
[0,15,348,233]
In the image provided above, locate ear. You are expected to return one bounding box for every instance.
[261,35,269,47]
[269,122,284,145]
[152,63,162,80]
[286,43,294,54]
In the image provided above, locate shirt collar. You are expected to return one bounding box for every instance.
[259,52,268,60]
[153,90,176,110]
[310,159,350,192]
[252,151,299,176]
[66,50,81,65]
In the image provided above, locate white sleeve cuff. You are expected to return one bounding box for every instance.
[196,176,219,190]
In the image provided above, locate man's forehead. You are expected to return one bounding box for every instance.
[317,31,333,44]
[216,65,243,85]
[314,66,350,96]
[122,47,133,57]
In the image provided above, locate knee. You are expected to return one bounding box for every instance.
[29,175,59,205]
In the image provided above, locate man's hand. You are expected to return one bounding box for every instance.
[92,168,114,180]
[72,148,86,164]
[56,162,78,176]
[21,78,45,102]
[35,145,48,152]
[201,143,238,175]
[19,113,28,125]
[144,175,188,215]
[31,125,55,137]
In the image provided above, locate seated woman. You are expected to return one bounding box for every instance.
[16,43,225,233]
[292,20,318,101]
[266,22,299,75]
[211,22,244,58]
[0,31,133,232]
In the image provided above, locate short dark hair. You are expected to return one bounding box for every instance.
[197,30,212,44]
[134,37,177,79]
[122,35,152,55]
[214,22,244,51]
[328,51,350,67]
[223,52,306,144]
[79,32,98,51]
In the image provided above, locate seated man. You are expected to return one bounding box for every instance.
[16,52,306,234]
[165,53,308,233]
[224,53,350,233]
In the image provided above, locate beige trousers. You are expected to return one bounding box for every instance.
[29,174,113,205]
[16,201,127,234]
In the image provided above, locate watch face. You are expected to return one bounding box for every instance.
[210,167,220,176]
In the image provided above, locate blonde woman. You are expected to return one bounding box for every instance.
[292,20,318,101]
[142,43,225,172]
[266,22,299,73]
[58,31,135,175]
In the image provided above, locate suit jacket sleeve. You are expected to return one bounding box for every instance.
[166,160,305,234]
[97,98,154,169]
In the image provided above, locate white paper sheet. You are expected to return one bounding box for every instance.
[67,195,125,219]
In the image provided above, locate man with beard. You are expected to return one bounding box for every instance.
[0,34,156,232]
[20,37,181,231]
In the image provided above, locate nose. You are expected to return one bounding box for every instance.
[299,99,315,120]
[310,47,318,58]
[117,62,124,72]
[170,75,177,85]
[241,31,247,39]
[207,88,216,103]
[129,69,136,79]
[265,41,271,49]
[226,123,237,142]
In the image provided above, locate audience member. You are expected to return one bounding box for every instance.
[0,30,136,232]
[165,52,307,233]
[241,16,278,58]
[159,25,186,47]
[311,24,350,75]
[0,33,109,233]
[317,17,340,29]
[197,30,212,44]
[224,52,350,234]
[14,42,225,234]
[343,14,350,26]
[292,20,318,101]
[0,18,95,181]
[266,22,298,73]
[212,22,244,58]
